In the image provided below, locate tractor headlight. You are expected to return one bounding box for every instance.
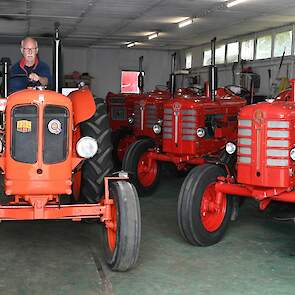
[153,124,162,134]
[128,116,134,124]
[290,148,295,161]
[226,142,236,155]
[196,128,205,138]
[76,136,98,158]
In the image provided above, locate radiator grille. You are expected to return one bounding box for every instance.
[238,119,290,167]
[163,108,197,142]
[11,105,38,163]
[43,105,69,164]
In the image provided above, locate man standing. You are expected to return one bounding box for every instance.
[9,37,52,93]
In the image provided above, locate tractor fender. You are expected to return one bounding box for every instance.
[68,88,96,126]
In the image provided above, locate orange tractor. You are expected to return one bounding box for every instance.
[0,30,141,272]
[177,79,295,246]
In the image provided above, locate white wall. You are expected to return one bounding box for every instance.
[0,45,173,98]
[180,24,295,96]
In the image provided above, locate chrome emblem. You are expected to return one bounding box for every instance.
[48,119,62,135]
[173,102,181,112]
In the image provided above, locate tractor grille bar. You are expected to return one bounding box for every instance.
[237,119,252,164]
[266,120,289,167]
[181,109,196,140]
[163,108,172,139]
[145,105,157,128]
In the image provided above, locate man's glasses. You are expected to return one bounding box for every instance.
[22,47,38,53]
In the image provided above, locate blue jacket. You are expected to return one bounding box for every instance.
[9,56,52,93]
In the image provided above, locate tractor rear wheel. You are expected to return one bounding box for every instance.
[122,138,161,195]
[111,128,134,167]
[177,164,233,246]
[102,181,141,271]
[79,98,113,203]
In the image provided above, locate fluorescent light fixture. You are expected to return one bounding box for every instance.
[227,0,247,8]
[127,42,136,48]
[148,32,159,40]
[178,18,193,28]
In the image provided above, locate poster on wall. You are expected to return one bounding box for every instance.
[121,71,144,93]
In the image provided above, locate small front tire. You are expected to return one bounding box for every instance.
[102,181,141,271]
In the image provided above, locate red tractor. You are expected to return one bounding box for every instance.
[107,54,179,166]
[0,30,141,272]
[106,56,146,165]
[122,39,247,195]
[177,79,295,246]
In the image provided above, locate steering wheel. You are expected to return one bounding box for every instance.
[155,84,169,91]
[10,74,42,88]
[224,85,251,99]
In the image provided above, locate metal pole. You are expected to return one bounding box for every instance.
[170,52,177,97]
[0,57,11,98]
[53,22,62,93]
[138,56,144,94]
[209,37,217,101]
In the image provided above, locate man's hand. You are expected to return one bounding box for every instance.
[29,73,39,82]
[29,72,48,86]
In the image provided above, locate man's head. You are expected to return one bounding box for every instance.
[20,37,38,66]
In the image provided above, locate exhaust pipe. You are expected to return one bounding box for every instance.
[208,37,218,101]
[170,52,177,97]
[0,57,11,98]
[138,56,144,94]
[53,22,62,93]
[291,79,295,102]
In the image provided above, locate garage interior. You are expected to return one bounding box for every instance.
[1,0,295,294]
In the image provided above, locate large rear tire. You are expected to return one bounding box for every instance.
[177,164,233,246]
[111,128,134,167]
[122,138,161,196]
[102,181,141,271]
[79,98,113,203]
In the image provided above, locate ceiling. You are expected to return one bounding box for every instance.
[0,0,295,50]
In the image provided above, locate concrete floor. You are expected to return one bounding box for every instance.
[1,176,295,295]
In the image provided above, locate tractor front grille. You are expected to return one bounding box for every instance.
[134,103,158,131]
[237,119,252,164]
[43,105,69,164]
[163,108,197,142]
[238,119,290,167]
[11,104,69,164]
[11,105,38,163]
[145,105,157,128]
[110,97,126,121]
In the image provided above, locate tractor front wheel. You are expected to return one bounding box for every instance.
[177,164,233,246]
[102,181,141,271]
[122,139,161,195]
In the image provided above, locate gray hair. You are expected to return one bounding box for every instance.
[20,37,38,49]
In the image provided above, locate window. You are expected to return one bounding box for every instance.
[185,52,192,69]
[215,45,225,64]
[256,35,272,59]
[274,30,292,57]
[227,42,239,63]
[203,49,211,66]
[121,71,143,94]
[241,39,254,60]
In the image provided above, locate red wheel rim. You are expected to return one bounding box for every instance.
[137,152,158,187]
[200,183,227,232]
[106,201,117,252]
